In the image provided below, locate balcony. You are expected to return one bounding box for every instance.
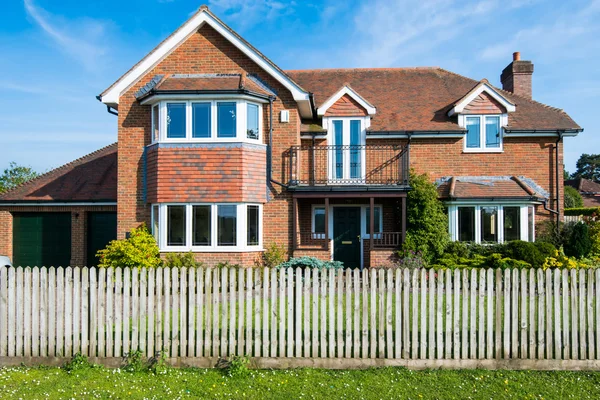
[288,144,410,188]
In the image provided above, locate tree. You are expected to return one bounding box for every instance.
[563,167,570,180]
[564,185,584,208]
[573,154,600,181]
[0,162,39,194]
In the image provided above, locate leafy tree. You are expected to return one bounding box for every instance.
[0,162,38,193]
[564,185,584,208]
[402,171,449,263]
[563,167,570,180]
[573,154,600,181]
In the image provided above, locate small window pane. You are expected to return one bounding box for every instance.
[481,206,498,242]
[192,103,211,138]
[485,116,501,148]
[247,104,259,140]
[504,206,521,242]
[466,117,481,148]
[458,207,475,241]
[152,205,159,243]
[333,121,343,179]
[192,205,211,246]
[314,207,325,234]
[247,205,260,246]
[218,205,237,246]
[350,120,361,179]
[166,103,186,139]
[152,105,159,142]
[528,206,535,242]
[167,205,186,246]
[217,102,236,138]
[366,207,381,234]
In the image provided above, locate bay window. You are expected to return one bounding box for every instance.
[152,203,262,251]
[463,114,504,152]
[449,204,534,243]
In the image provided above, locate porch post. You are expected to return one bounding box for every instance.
[292,196,297,252]
[324,197,330,250]
[401,196,407,244]
[370,197,375,250]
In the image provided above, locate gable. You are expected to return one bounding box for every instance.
[325,94,368,117]
[462,92,507,115]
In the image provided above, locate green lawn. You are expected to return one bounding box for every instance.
[2,366,600,399]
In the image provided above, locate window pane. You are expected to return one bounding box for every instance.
[485,116,501,148]
[314,207,325,234]
[192,205,211,246]
[366,207,381,233]
[528,206,535,242]
[350,120,361,179]
[166,103,186,139]
[218,205,237,246]
[466,117,480,148]
[152,205,159,243]
[504,206,521,242]
[167,205,186,246]
[480,206,498,242]
[152,105,159,142]
[192,103,211,138]
[247,104,259,140]
[217,102,236,138]
[458,207,475,241]
[333,120,343,179]
[247,205,260,246]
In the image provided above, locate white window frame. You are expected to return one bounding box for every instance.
[153,203,263,252]
[152,99,263,144]
[310,203,383,240]
[460,114,507,153]
[325,117,368,183]
[448,202,535,243]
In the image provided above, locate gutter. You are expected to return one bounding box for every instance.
[96,95,118,116]
[137,89,273,103]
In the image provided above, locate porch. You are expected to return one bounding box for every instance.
[290,192,407,268]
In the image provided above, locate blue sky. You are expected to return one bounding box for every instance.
[1,0,598,174]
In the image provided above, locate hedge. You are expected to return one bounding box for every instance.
[565,207,600,216]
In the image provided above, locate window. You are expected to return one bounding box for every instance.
[155,203,262,251]
[166,103,186,139]
[463,115,503,151]
[313,207,326,238]
[450,204,534,243]
[328,118,366,181]
[152,100,262,143]
[365,206,382,234]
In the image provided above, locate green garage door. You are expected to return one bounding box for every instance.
[13,212,72,267]
[87,212,117,267]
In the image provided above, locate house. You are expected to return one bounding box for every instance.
[565,178,600,208]
[0,6,581,268]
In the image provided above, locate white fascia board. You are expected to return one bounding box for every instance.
[101,11,310,113]
[448,83,516,116]
[317,86,376,116]
[0,202,117,207]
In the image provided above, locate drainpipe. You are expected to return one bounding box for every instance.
[541,131,563,231]
[267,96,288,189]
[95,95,118,116]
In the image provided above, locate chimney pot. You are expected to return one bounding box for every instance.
[513,51,521,61]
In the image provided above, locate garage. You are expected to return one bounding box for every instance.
[87,212,117,266]
[13,212,72,267]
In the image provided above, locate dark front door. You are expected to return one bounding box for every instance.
[87,212,117,266]
[333,207,361,268]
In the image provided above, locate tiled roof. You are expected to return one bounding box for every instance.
[135,73,276,100]
[582,195,600,208]
[286,68,580,132]
[437,176,547,200]
[565,178,600,194]
[0,143,117,203]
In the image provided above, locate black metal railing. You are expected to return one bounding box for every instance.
[288,144,409,186]
[373,232,402,248]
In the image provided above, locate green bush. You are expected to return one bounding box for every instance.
[430,253,531,270]
[565,207,600,216]
[226,355,251,378]
[402,172,450,262]
[503,241,546,268]
[564,223,592,258]
[565,186,584,208]
[277,256,344,270]
[586,218,600,257]
[215,261,242,269]
[534,241,557,259]
[97,224,162,269]
[260,243,287,268]
[164,252,203,268]
[64,353,96,371]
[123,350,146,373]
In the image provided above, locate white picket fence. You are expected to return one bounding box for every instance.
[1,266,600,367]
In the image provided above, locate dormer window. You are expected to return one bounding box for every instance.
[151,99,263,144]
[464,115,503,152]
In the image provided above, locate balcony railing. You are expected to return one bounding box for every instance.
[289,144,409,187]
[373,232,402,248]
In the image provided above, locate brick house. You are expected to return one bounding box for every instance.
[0,6,581,268]
[565,178,600,208]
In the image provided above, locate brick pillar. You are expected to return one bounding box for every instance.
[70,210,86,266]
[0,211,13,259]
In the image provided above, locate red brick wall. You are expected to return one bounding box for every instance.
[146,144,266,203]
[0,211,12,259]
[324,94,368,117]
[463,92,506,114]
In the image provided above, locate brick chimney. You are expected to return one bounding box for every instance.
[500,51,534,99]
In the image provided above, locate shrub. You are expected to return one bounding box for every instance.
[226,355,251,378]
[534,241,557,259]
[442,242,470,258]
[430,253,531,269]
[260,243,287,268]
[565,207,600,216]
[277,256,344,270]
[402,172,450,262]
[123,350,146,372]
[565,186,584,208]
[64,353,95,371]
[164,252,203,268]
[564,223,592,258]
[586,217,600,257]
[97,224,162,269]
[395,250,428,269]
[215,261,242,269]
[503,240,546,268]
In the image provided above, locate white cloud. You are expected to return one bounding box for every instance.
[23,0,110,71]
[208,0,295,29]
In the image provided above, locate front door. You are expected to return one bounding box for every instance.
[333,207,361,268]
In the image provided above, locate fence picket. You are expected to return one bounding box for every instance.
[163,268,171,357]
[264,268,270,358]
[246,268,253,356]
[88,268,96,358]
[229,268,237,357]
[571,270,579,360]
[579,270,587,360]
[256,268,263,357]
[288,268,295,357]
[563,270,570,359]
[588,269,595,360]
[478,269,485,359]
[486,269,493,360]
[596,269,600,359]
[470,269,477,359]
[271,267,278,357]
[72,267,80,355]
[303,268,311,358]
[179,268,187,358]
[436,269,443,359]
[453,270,460,360]
[462,269,469,359]
[0,267,7,357]
[131,268,139,354]
[529,269,535,360]
[354,269,362,359]
[16,267,24,357]
[495,269,502,359]
[554,269,562,360]
[428,269,435,360]
[503,269,510,359]
[445,268,452,360]
[237,267,245,356]
[195,268,203,358]
[320,269,327,358]
[394,269,402,359]
[545,269,553,360]
[220,268,228,357]
[520,269,528,359]
[346,269,353,358]
[123,268,131,356]
[40,267,49,357]
[362,269,369,359]
[298,267,305,358]
[329,269,336,358]
[378,269,385,358]
[147,268,155,358]
[23,267,32,357]
[31,267,39,357]
[8,267,16,357]
[172,268,180,357]
[211,268,219,357]
[114,268,122,358]
[280,268,287,357]
[104,267,112,358]
[537,269,545,359]
[420,269,427,359]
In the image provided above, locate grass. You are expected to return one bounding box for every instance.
[2,365,600,399]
